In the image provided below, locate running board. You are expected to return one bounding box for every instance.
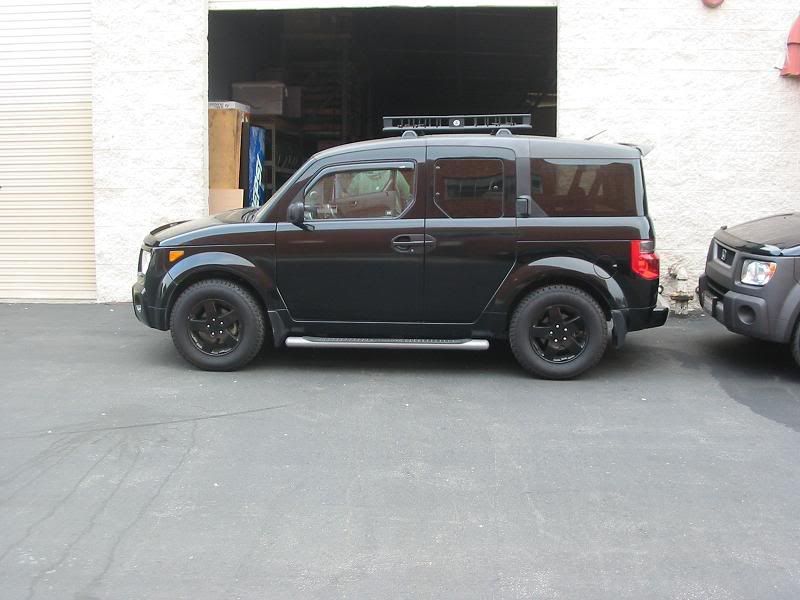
[285,337,489,351]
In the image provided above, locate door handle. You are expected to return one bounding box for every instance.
[391,234,437,254]
[391,234,422,253]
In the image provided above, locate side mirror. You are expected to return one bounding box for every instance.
[287,201,305,226]
[515,195,532,218]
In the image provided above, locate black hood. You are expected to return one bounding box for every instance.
[716,213,800,257]
[144,208,251,246]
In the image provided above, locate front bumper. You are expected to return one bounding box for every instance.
[132,275,168,330]
[698,274,773,341]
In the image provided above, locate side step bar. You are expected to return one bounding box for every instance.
[285,337,489,351]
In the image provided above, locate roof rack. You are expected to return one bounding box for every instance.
[383,114,532,136]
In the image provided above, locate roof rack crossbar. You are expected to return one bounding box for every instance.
[383,114,532,135]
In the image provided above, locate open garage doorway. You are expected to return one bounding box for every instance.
[208,6,556,202]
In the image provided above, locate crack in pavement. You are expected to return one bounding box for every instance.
[25,442,141,600]
[0,437,123,566]
[0,403,292,440]
[0,434,95,504]
[81,422,198,597]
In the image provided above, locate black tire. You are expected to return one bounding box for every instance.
[509,285,608,380]
[170,279,265,371]
[792,319,800,369]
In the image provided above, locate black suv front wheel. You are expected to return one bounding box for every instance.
[170,279,265,371]
[510,285,608,380]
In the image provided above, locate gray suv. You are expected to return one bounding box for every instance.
[698,213,800,366]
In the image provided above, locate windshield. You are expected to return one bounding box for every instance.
[252,166,307,222]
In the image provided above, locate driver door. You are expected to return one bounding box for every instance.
[275,154,426,322]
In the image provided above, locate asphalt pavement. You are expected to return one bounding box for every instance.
[1,304,799,600]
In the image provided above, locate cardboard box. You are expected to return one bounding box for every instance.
[209,189,244,214]
[209,105,250,189]
[232,81,302,118]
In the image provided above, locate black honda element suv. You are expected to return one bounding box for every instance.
[133,115,668,379]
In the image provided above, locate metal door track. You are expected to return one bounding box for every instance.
[285,337,490,351]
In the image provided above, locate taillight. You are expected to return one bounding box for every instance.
[630,240,660,280]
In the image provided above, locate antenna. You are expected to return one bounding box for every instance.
[584,129,608,141]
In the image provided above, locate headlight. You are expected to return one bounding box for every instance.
[740,259,777,286]
[139,249,151,275]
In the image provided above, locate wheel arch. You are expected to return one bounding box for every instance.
[162,253,274,331]
[507,276,613,327]
[500,258,628,332]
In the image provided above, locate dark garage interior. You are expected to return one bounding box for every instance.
[209,8,557,144]
[207,7,556,207]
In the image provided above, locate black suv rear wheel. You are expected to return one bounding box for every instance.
[170,279,265,371]
[509,285,608,380]
[791,319,800,369]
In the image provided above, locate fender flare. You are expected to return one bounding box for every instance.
[160,251,279,319]
[493,256,629,315]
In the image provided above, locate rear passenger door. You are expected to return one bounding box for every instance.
[423,146,517,323]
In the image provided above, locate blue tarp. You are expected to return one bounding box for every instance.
[247,126,267,207]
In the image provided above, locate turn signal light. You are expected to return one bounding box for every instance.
[630,240,660,280]
[168,250,185,263]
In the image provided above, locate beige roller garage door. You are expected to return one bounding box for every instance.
[0,0,95,300]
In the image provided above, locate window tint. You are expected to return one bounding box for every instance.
[434,159,504,218]
[304,166,415,220]
[530,160,637,217]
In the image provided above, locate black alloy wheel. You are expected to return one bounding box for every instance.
[187,298,241,356]
[509,285,608,380]
[529,304,588,363]
[170,279,265,371]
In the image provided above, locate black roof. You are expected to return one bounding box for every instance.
[313,134,642,161]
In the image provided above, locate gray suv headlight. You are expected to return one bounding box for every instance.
[740,259,776,286]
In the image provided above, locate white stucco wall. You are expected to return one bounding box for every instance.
[558,0,800,309]
[92,0,209,302]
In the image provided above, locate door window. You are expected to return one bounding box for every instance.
[434,158,504,218]
[303,165,415,220]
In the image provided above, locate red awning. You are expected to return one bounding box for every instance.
[781,14,800,77]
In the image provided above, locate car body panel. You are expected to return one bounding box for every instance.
[274,145,426,323]
[275,218,426,322]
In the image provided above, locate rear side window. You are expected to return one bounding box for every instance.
[434,158,504,218]
[530,159,637,217]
